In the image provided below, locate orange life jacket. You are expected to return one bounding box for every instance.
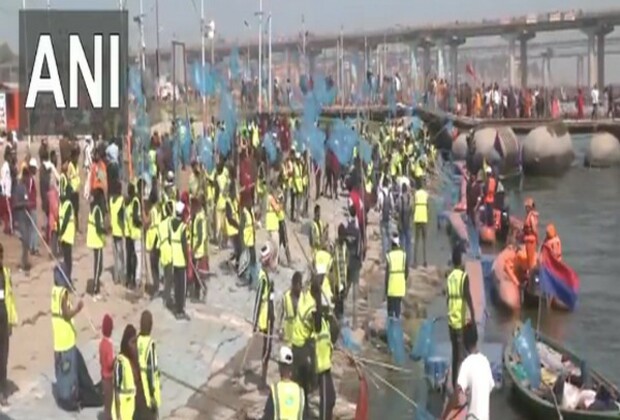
[493,209,501,231]
[484,176,496,204]
[523,211,538,242]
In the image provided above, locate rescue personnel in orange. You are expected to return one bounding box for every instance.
[504,243,529,287]
[482,166,496,226]
[522,198,539,272]
[543,223,562,261]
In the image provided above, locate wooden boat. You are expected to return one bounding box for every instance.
[504,330,620,420]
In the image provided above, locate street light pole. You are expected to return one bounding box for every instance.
[200,0,206,123]
[257,0,263,114]
[268,13,272,113]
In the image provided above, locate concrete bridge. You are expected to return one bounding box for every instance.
[152,8,620,89]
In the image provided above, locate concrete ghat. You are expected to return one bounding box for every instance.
[2,256,297,420]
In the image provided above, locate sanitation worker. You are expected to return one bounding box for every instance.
[413,178,429,267]
[0,244,18,406]
[279,271,303,345]
[385,232,406,320]
[137,310,161,419]
[445,244,476,390]
[252,244,275,387]
[260,346,305,420]
[170,202,189,320]
[86,187,106,297]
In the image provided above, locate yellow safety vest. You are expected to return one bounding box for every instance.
[282,290,298,345]
[413,189,429,224]
[226,198,239,237]
[146,206,161,251]
[1,268,18,327]
[256,269,271,331]
[170,220,187,268]
[59,200,75,246]
[192,210,206,259]
[314,318,332,374]
[293,163,303,193]
[243,207,255,248]
[111,354,136,420]
[68,161,80,191]
[270,380,304,420]
[126,197,142,240]
[447,268,467,329]
[265,194,279,232]
[137,335,161,409]
[311,221,324,250]
[50,286,76,352]
[157,217,172,266]
[291,291,316,347]
[86,205,105,249]
[205,170,215,201]
[252,126,260,148]
[386,248,407,297]
[216,173,229,211]
[109,196,125,238]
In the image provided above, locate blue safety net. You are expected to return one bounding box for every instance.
[512,319,542,388]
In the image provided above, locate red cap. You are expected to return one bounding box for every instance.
[102,314,113,338]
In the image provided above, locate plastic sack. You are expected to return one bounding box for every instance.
[512,319,542,388]
[387,317,406,365]
[340,326,362,354]
[410,318,436,361]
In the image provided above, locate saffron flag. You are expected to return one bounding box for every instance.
[538,246,580,311]
[493,130,504,159]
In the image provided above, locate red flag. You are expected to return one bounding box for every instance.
[354,374,369,420]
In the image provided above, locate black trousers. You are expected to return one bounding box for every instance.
[386,296,402,319]
[75,348,102,407]
[125,238,136,288]
[449,326,466,389]
[61,241,73,280]
[70,192,80,230]
[318,370,336,420]
[150,249,160,293]
[261,320,274,363]
[0,309,9,396]
[289,189,297,221]
[292,343,314,418]
[414,223,427,267]
[162,265,173,306]
[92,249,103,294]
[232,234,242,266]
[278,222,291,264]
[173,266,186,315]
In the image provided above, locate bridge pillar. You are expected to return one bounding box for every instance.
[584,30,596,89]
[519,32,535,88]
[576,55,584,87]
[419,38,433,81]
[436,39,447,80]
[408,40,420,90]
[308,50,319,76]
[597,25,613,89]
[447,37,466,88]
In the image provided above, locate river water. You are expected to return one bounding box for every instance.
[371,134,620,419]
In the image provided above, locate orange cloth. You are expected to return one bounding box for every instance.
[89,161,108,195]
[523,210,539,243]
[524,242,538,271]
[484,176,496,204]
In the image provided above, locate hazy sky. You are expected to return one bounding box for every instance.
[1,0,620,50]
[2,0,620,83]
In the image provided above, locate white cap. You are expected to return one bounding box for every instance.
[175,201,185,215]
[28,158,38,168]
[167,171,174,181]
[391,232,400,245]
[485,166,492,174]
[278,346,294,365]
[316,264,327,275]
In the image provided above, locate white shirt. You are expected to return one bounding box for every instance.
[0,161,11,197]
[457,352,495,420]
[591,88,600,105]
